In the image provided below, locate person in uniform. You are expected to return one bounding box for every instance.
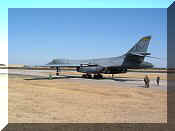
[144,75,148,88]
[144,75,150,88]
[156,75,160,86]
[146,75,150,88]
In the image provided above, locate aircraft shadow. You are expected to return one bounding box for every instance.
[24,77,56,80]
[102,77,142,82]
[137,85,146,88]
[24,75,75,80]
[24,75,142,82]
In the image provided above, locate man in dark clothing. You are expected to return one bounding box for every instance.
[156,75,160,86]
[144,75,150,88]
[144,76,147,88]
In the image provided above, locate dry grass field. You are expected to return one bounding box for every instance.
[8,70,167,123]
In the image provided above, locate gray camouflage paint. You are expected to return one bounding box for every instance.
[47,36,153,74]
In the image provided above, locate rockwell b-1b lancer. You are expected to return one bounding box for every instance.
[46,36,155,79]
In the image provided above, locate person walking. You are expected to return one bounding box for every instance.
[146,75,150,88]
[156,75,160,86]
[144,75,148,88]
[144,75,150,88]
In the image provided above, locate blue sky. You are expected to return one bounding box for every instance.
[0,0,173,67]
[9,8,167,67]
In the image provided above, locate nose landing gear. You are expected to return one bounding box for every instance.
[56,67,59,76]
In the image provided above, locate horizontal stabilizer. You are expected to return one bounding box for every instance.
[146,56,161,60]
[129,52,151,57]
[129,52,160,59]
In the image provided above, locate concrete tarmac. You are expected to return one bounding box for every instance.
[8,69,167,123]
[8,69,167,90]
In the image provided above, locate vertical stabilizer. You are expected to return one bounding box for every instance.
[127,36,151,54]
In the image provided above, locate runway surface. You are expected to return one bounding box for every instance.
[9,69,167,90]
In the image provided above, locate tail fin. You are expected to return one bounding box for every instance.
[127,36,151,54]
[123,36,152,66]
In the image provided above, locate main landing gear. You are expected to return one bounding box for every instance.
[82,74,92,79]
[82,73,103,79]
[93,74,103,79]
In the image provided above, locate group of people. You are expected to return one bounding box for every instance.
[144,75,160,88]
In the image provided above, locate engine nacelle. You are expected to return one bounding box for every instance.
[103,67,127,74]
[77,66,127,74]
[77,66,104,73]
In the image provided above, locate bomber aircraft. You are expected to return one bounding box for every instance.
[46,36,155,79]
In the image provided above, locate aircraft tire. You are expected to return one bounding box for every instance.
[82,74,86,78]
[94,74,103,79]
[98,74,103,79]
[87,74,92,79]
[93,74,98,79]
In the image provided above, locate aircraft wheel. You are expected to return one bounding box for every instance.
[94,74,103,79]
[87,74,92,79]
[82,74,92,79]
[98,74,103,79]
[82,74,86,78]
[56,72,59,76]
[93,74,98,79]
